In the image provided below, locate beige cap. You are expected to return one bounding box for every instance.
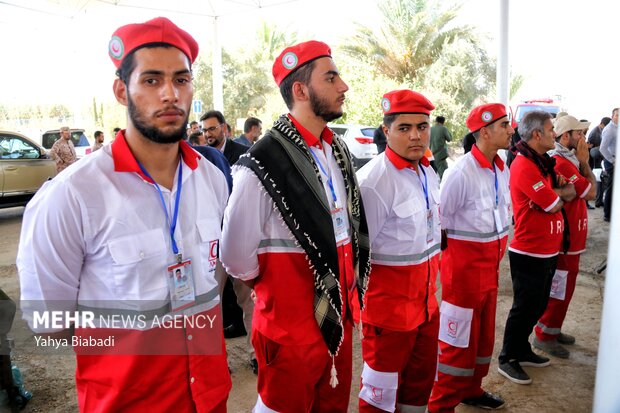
[554,115,590,136]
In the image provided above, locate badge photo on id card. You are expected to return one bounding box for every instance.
[167,260,196,312]
[426,209,434,243]
[332,206,350,246]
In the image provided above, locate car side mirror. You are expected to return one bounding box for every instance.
[40,149,49,159]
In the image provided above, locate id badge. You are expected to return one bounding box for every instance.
[493,208,503,232]
[426,209,434,243]
[332,207,350,245]
[167,259,196,312]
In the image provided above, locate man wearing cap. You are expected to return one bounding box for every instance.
[18,17,232,412]
[221,40,370,412]
[356,89,440,413]
[427,103,513,412]
[497,111,576,385]
[533,115,595,358]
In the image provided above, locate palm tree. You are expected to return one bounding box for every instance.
[342,0,476,84]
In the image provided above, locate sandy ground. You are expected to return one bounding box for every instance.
[0,203,609,413]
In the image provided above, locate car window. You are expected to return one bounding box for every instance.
[0,135,40,159]
[331,127,347,135]
[515,105,560,122]
[360,128,374,137]
[42,130,88,148]
[74,133,90,147]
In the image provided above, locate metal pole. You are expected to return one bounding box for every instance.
[497,0,509,106]
[212,16,224,112]
[594,137,620,412]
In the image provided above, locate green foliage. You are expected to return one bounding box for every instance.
[191,23,295,130]
[333,53,404,127]
[342,0,475,85]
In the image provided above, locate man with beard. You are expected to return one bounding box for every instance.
[91,130,105,152]
[356,90,440,413]
[221,40,371,412]
[200,110,247,165]
[497,111,576,386]
[428,104,514,412]
[533,115,595,358]
[17,17,231,412]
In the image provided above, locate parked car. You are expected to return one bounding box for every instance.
[328,124,378,169]
[513,99,561,126]
[0,131,56,208]
[41,128,91,158]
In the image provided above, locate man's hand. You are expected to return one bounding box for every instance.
[556,174,567,187]
[556,182,577,202]
[575,137,590,165]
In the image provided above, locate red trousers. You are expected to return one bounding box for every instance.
[535,254,580,341]
[251,318,353,413]
[428,289,497,413]
[359,311,439,413]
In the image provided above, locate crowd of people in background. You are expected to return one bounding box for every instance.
[15,15,614,413]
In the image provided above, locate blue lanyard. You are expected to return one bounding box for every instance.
[138,161,183,261]
[493,164,499,207]
[310,147,338,207]
[415,166,429,210]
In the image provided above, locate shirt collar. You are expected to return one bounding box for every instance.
[288,114,334,148]
[385,145,430,170]
[219,138,227,153]
[111,130,200,183]
[471,143,505,171]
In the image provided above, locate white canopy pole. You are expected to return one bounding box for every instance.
[212,16,224,112]
[594,141,620,412]
[496,0,509,106]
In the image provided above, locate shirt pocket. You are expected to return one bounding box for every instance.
[393,200,424,240]
[474,196,495,232]
[195,218,222,283]
[439,301,473,348]
[107,229,168,300]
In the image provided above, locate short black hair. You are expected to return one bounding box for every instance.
[190,121,198,127]
[435,116,445,124]
[279,61,316,110]
[113,127,121,133]
[601,117,612,126]
[188,131,203,145]
[199,110,226,124]
[94,131,103,138]
[244,117,262,133]
[116,43,190,83]
[382,114,398,128]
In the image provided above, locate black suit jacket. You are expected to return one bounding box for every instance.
[223,138,248,165]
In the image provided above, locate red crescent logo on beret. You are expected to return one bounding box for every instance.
[481,111,493,122]
[109,36,124,60]
[381,97,391,112]
[282,52,298,70]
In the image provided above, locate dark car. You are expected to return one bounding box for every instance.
[42,128,91,158]
[0,131,56,208]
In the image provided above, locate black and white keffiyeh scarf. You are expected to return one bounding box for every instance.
[236,115,371,357]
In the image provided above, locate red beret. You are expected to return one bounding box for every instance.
[109,17,199,69]
[272,40,331,86]
[466,103,508,132]
[381,90,435,116]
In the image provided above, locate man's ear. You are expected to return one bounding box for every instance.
[292,81,309,103]
[113,79,128,107]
